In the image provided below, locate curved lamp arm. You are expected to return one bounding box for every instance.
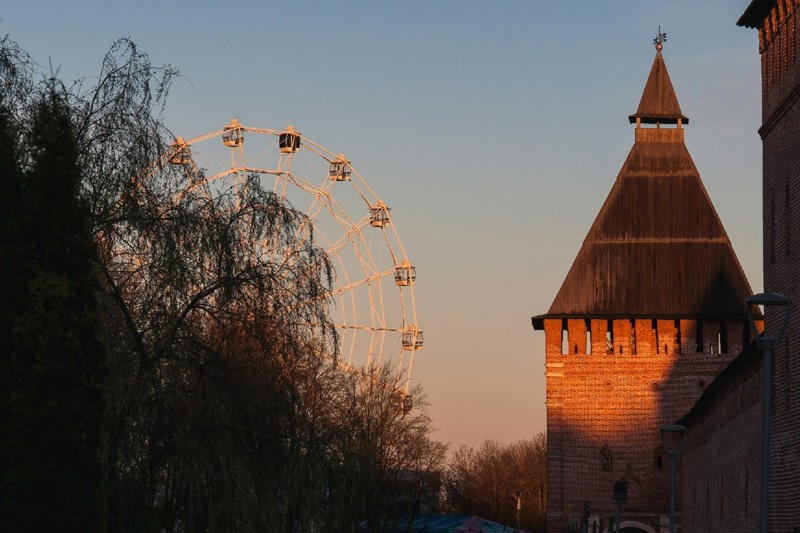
[746,293,793,351]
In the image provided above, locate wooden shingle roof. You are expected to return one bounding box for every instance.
[629,50,689,125]
[536,51,754,324]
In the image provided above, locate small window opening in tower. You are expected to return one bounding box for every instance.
[606,326,613,355]
[696,321,704,353]
[631,320,637,355]
[653,319,660,354]
[674,319,682,354]
[600,446,613,472]
[585,321,592,355]
[654,446,665,470]
[561,323,569,355]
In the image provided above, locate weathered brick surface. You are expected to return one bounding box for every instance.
[678,348,762,532]
[763,2,800,530]
[677,2,800,531]
[544,318,743,532]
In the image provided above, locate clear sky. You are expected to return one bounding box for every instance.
[3,1,764,451]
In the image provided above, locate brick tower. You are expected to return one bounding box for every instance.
[738,2,800,530]
[532,42,757,532]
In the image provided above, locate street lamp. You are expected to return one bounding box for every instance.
[611,480,627,533]
[660,424,686,533]
[509,492,522,532]
[746,292,792,533]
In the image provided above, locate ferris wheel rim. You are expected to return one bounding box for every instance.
[163,120,422,394]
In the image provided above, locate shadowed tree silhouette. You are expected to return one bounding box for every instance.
[1,82,106,531]
[1,35,446,532]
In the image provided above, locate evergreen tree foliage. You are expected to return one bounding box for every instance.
[2,83,105,531]
[0,99,25,525]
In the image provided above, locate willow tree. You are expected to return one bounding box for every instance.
[1,35,445,532]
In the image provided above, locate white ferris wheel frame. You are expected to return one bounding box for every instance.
[160,120,422,395]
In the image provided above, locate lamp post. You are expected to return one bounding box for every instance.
[611,480,627,533]
[660,424,686,533]
[510,492,522,532]
[746,292,792,533]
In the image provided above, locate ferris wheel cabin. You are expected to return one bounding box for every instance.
[369,202,391,227]
[397,392,414,414]
[402,395,413,414]
[168,137,190,166]
[329,154,352,181]
[222,119,244,147]
[394,260,416,286]
[279,125,301,153]
[402,327,423,351]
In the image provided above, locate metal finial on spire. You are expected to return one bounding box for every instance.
[654,26,667,51]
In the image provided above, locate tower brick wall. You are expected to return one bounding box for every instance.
[544,318,746,532]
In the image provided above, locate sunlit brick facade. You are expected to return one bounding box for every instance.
[533,47,757,533]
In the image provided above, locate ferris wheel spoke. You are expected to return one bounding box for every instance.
[147,120,421,396]
[327,269,395,298]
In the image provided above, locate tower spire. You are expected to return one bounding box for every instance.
[629,28,689,126]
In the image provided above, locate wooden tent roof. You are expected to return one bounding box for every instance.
[534,51,754,325]
[629,50,689,125]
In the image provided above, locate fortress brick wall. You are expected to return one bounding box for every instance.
[544,317,748,532]
[761,4,800,522]
[676,2,800,531]
[678,347,762,533]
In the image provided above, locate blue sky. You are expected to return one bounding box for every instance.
[3,1,763,449]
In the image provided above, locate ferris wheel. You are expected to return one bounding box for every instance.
[162,119,422,397]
